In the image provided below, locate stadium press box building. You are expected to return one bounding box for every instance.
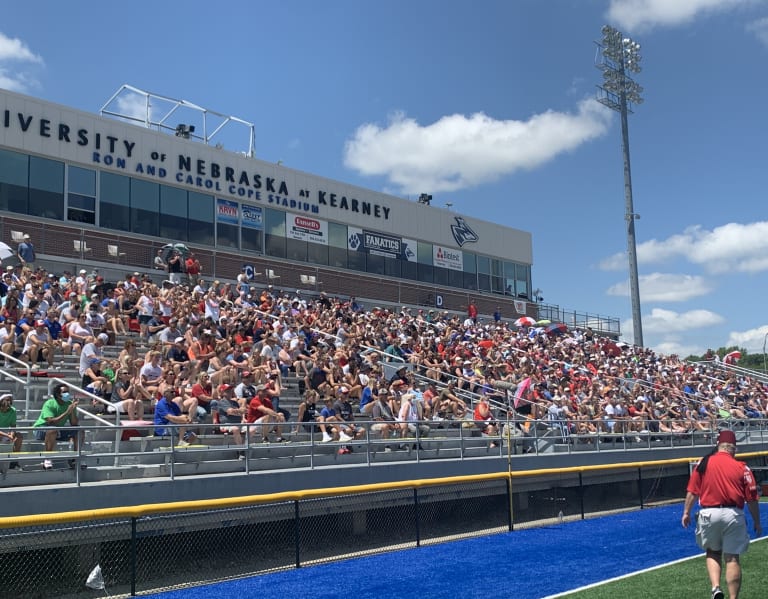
[0,86,534,316]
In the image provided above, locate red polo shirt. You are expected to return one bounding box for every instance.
[686,451,758,508]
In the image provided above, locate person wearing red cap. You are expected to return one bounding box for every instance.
[682,430,762,599]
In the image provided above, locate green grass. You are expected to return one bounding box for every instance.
[561,537,768,598]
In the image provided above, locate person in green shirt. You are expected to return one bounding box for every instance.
[0,392,22,455]
[33,384,81,452]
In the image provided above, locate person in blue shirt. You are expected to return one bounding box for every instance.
[153,395,196,446]
[16,234,35,269]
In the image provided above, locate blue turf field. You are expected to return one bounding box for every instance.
[146,503,767,599]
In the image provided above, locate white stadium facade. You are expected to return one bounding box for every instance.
[0,86,618,332]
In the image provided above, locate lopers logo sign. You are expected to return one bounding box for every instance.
[450,216,478,247]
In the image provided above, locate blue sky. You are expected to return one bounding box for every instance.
[2,0,768,358]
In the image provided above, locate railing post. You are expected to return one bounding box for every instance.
[506,476,514,531]
[579,472,585,520]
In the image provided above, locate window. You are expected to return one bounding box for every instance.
[217,222,240,249]
[384,256,401,278]
[366,253,385,275]
[29,156,64,220]
[99,172,130,232]
[160,185,188,240]
[264,208,286,258]
[188,192,215,246]
[130,178,159,237]
[0,149,28,214]
[328,222,347,268]
[286,238,307,262]
[67,166,96,225]
[242,227,263,253]
[307,242,328,265]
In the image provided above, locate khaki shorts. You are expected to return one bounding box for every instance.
[696,507,750,555]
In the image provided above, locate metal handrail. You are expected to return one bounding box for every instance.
[0,351,32,416]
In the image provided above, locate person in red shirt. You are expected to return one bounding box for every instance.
[244,385,286,443]
[681,430,762,599]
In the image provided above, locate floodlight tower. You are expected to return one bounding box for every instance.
[596,25,645,347]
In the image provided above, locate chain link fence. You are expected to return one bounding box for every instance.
[0,456,764,598]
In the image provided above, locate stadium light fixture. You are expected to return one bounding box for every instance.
[595,24,645,347]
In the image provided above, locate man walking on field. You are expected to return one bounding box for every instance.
[681,430,762,599]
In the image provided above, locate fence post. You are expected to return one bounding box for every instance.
[294,500,301,569]
[506,476,514,532]
[413,488,421,547]
[578,472,585,520]
[130,516,137,596]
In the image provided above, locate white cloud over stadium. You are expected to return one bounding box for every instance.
[0,31,43,92]
[342,99,611,194]
[607,272,713,302]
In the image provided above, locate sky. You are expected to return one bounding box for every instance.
[2,0,768,359]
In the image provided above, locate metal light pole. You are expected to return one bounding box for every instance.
[596,25,645,347]
[762,332,768,374]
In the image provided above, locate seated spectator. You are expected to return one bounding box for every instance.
[0,393,22,465]
[33,384,82,468]
[216,384,246,447]
[333,386,365,441]
[319,396,352,443]
[153,392,197,446]
[21,319,56,370]
[110,369,145,420]
[244,384,284,443]
[295,389,332,438]
[190,372,217,423]
[474,396,499,446]
[371,390,397,444]
[397,392,430,442]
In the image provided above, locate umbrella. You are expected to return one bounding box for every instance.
[545,323,567,336]
[723,350,741,365]
[161,243,190,262]
[514,316,536,327]
[514,377,532,409]
[535,319,551,326]
[0,242,14,261]
[603,341,621,357]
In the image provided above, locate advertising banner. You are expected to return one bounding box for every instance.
[216,198,239,224]
[286,213,328,245]
[433,244,463,271]
[348,227,416,261]
[241,204,263,229]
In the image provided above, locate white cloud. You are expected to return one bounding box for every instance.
[0,32,42,63]
[607,272,713,302]
[0,32,43,92]
[746,16,768,45]
[115,92,149,122]
[600,222,768,274]
[642,307,724,334]
[726,325,768,353]
[606,0,750,32]
[342,99,611,194]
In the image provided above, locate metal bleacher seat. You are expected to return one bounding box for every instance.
[107,244,126,262]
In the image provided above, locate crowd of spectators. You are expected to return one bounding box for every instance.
[1,250,768,458]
